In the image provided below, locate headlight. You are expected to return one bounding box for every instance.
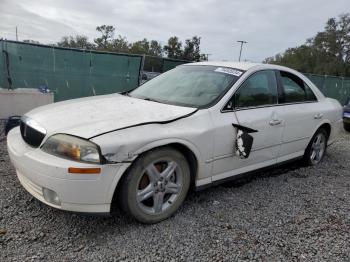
[41,134,102,164]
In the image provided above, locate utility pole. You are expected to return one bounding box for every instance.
[15,26,18,41]
[237,40,247,61]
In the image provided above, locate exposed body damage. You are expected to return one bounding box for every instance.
[232,123,258,159]
[91,109,214,184]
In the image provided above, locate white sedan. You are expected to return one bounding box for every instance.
[7,62,343,223]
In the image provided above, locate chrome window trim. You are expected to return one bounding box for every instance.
[278,70,319,104]
[221,100,319,113]
[221,69,279,113]
[220,69,320,113]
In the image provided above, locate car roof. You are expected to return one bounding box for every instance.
[184,61,261,71]
[185,61,326,101]
[184,61,301,73]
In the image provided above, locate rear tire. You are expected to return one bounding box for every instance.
[344,122,350,132]
[118,147,190,224]
[303,128,328,166]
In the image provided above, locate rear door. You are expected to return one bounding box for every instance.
[276,70,322,161]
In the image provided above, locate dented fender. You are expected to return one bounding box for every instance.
[90,109,214,181]
[132,138,202,161]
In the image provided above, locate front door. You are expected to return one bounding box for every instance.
[211,70,284,181]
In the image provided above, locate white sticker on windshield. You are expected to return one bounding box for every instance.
[215,67,243,76]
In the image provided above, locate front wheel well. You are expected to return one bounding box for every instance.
[167,143,198,189]
[112,143,198,207]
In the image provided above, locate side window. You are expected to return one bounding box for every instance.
[305,83,317,101]
[280,71,317,103]
[234,70,278,109]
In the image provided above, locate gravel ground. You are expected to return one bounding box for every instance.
[1,129,349,261]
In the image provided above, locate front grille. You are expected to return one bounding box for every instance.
[20,121,46,147]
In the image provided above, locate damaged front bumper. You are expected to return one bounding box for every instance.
[7,127,130,213]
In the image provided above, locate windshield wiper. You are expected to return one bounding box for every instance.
[119,91,130,96]
[143,97,163,104]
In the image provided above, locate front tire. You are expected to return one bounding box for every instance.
[303,128,328,166]
[118,147,190,224]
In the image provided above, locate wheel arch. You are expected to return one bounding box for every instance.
[314,122,331,140]
[166,142,198,189]
[110,139,201,207]
[303,121,331,166]
[133,139,200,187]
[319,122,331,139]
[306,121,332,150]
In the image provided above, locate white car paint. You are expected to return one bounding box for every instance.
[7,62,343,214]
[25,93,197,139]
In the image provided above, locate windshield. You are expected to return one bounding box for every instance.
[130,65,243,108]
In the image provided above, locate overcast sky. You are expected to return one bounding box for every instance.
[0,0,349,62]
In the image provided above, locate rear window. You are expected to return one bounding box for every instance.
[280,71,317,103]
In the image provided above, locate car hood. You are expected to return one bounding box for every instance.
[25,93,197,139]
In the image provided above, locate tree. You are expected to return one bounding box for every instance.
[129,38,150,55]
[183,36,201,61]
[57,35,94,49]
[163,36,204,61]
[163,36,183,59]
[200,53,209,61]
[110,35,130,53]
[264,13,350,76]
[54,27,205,64]
[149,40,162,57]
[94,25,115,50]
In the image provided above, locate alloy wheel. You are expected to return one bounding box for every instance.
[136,160,183,214]
[310,132,326,165]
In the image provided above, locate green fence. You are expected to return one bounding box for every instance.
[3,40,347,105]
[143,56,189,73]
[0,41,189,102]
[304,73,350,105]
[0,40,143,102]
[162,58,189,72]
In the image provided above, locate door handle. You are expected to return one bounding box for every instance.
[314,113,323,119]
[269,119,282,126]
